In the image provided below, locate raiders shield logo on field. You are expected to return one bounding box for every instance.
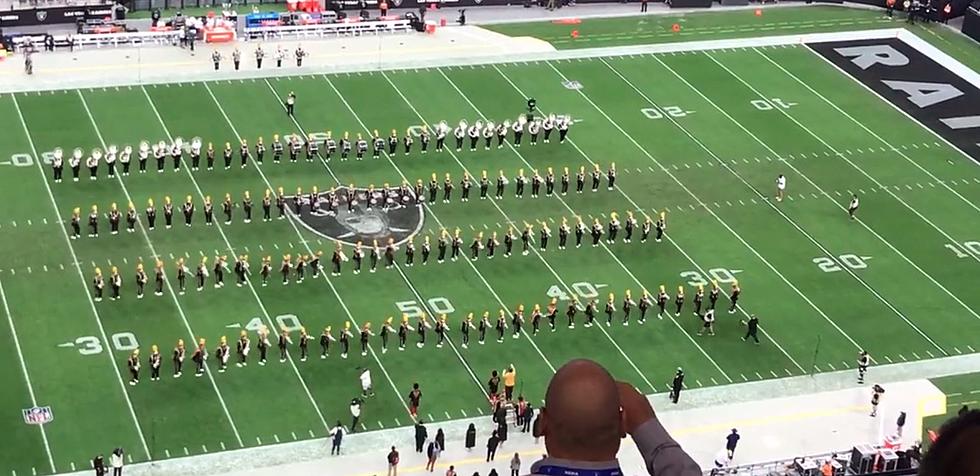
[36,10,48,22]
[289,187,423,246]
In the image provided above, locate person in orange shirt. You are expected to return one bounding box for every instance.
[821,460,833,476]
[503,364,517,401]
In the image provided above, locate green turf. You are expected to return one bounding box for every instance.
[481,5,980,71]
[922,372,980,448]
[2,14,980,476]
[482,6,896,47]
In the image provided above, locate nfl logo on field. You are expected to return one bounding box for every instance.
[23,406,54,425]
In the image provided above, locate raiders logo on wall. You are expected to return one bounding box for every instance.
[288,187,423,246]
[36,10,48,22]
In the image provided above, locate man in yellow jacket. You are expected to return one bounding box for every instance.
[503,364,517,401]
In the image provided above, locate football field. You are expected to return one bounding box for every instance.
[1,30,980,475]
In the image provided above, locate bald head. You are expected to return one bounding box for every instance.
[542,359,624,460]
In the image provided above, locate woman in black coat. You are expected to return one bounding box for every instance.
[435,428,446,451]
[465,423,477,450]
[497,420,508,445]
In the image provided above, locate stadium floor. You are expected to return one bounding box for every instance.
[1,13,979,476]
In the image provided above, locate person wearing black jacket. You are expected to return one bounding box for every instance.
[92,454,107,476]
[435,428,446,452]
[414,420,428,453]
[670,368,684,404]
[522,404,534,433]
[741,315,760,344]
[465,423,476,450]
[486,430,500,462]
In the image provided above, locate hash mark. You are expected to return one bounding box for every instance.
[309,430,315,438]
[291,432,297,440]
[256,437,262,445]
[220,442,226,450]
[884,355,893,363]
[273,434,280,443]
[164,450,170,458]
[828,363,836,370]
[202,445,208,453]
[184,447,189,456]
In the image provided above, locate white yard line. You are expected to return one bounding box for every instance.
[641,53,949,354]
[595,58,873,353]
[317,75,560,380]
[261,80,490,397]
[196,81,413,417]
[0,276,57,473]
[757,47,980,214]
[12,93,153,460]
[134,86,331,434]
[76,89,247,447]
[493,63,806,375]
[703,51,980,322]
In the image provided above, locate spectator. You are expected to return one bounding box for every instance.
[379,0,389,16]
[445,465,457,476]
[330,420,346,455]
[725,429,740,459]
[488,470,498,476]
[522,404,534,433]
[919,409,980,476]
[497,418,508,447]
[886,0,896,16]
[516,396,527,428]
[110,448,124,476]
[436,428,446,452]
[426,439,441,472]
[387,446,400,476]
[487,430,500,462]
[640,0,648,12]
[821,460,833,476]
[465,423,476,451]
[959,405,970,416]
[415,420,428,453]
[896,411,907,436]
[529,359,701,476]
[532,411,542,444]
[510,453,522,476]
[92,454,107,476]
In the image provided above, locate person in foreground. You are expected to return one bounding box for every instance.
[529,359,701,476]
[919,409,980,476]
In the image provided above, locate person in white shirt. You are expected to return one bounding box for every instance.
[775,174,787,202]
[110,448,124,476]
[359,367,374,397]
[330,420,346,455]
[350,398,362,433]
[848,194,859,220]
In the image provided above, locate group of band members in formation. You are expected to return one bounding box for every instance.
[86,207,668,299]
[122,280,745,384]
[48,115,573,183]
[68,161,623,237]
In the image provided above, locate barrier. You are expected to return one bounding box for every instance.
[8,30,182,50]
[243,18,413,40]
